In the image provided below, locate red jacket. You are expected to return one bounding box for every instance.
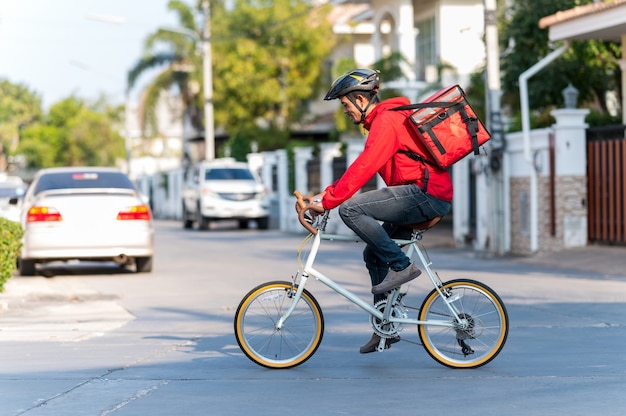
[322,97,453,210]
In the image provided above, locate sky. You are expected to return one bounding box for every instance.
[0,0,182,109]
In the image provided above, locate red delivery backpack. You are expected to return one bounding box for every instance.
[393,85,491,169]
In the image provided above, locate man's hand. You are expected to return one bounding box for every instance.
[308,192,326,216]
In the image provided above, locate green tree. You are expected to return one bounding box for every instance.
[0,79,43,169]
[128,0,204,135]
[17,97,125,168]
[212,0,334,133]
[500,0,621,127]
[130,0,335,150]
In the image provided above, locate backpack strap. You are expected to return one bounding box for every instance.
[398,150,431,193]
[458,106,481,155]
[392,102,454,193]
[391,101,455,111]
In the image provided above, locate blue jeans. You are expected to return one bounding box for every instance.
[338,185,451,303]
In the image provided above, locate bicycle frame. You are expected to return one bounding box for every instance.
[276,227,463,331]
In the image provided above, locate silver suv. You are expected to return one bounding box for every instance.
[182,159,270,230]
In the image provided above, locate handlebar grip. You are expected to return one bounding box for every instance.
[293,190,317,235]
[293,190,306,209]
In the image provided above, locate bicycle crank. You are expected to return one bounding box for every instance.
[370,299,407,338]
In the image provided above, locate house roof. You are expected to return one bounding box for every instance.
[539,0,626,41]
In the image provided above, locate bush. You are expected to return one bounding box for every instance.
[0,218,23,292]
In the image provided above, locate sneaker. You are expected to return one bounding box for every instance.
[359,333,401,354]
[371,263,421,295]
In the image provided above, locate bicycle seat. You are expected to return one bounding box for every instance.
[402,216,444,231]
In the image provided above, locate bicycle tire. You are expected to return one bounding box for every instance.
[234,281,324,369]
[418,279,508,369]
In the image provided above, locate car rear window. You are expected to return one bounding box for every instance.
[32,171,136,195]
[205,168,255,181]
[0,186,26,198]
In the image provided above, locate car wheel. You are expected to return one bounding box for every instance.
[238,219,249,229]
[135,256,153,273]
[19,259,37,276]
[182,201,193,229]
[257,217,269,230]
[197,203,209,230]
[198,215,210,230]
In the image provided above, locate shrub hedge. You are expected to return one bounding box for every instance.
[0,218,23,292]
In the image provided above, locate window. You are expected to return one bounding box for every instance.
[33,171,135,195]
[205,168,255,181]
[416,16,436,81]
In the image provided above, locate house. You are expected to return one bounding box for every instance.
[539,0,626,124]
[514,0,626,249]
[322,0,487,99]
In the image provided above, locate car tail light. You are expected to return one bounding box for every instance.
[117,205,151,221]
[27,206,62,222]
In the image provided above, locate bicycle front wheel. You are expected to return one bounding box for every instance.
[234,281,324,369]
[418,279,508,369]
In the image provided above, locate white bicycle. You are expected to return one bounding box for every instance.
[234,191,509,369]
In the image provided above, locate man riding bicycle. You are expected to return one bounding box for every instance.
[309,69,453,353]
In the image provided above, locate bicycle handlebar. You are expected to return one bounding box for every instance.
[293,190,319,235]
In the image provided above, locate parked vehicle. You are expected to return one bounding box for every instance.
[182,159,270,230]
[17,167,154,276]
[0,175,27,223]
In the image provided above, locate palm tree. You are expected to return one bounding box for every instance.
[127,0,204,136]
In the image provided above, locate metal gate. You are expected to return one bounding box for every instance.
[586,125,626,245]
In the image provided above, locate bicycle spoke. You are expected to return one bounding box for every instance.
[419,279,508,368]
[235,282,324,369]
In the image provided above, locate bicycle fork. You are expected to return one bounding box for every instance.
[275,273,308,330]
[276,232,323,330]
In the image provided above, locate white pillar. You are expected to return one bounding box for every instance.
[474,158,491,252]
[246,152,263,177]
[320,143,342,189]
[294,146,313,194]
[261,151,277,195]
[452,159,470,247]
[275,149,289,231]
[550,108,590,248]
[550,109,590,176]
[397,0,416,80]
[345,138,365,165]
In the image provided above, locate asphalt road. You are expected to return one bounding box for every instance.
[1,220,625,416]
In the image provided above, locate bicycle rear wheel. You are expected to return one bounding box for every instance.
[234,281,324,369]
[418,279,508,368]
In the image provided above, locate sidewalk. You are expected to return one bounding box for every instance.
[422,221,626,279]
[0,277,134,342]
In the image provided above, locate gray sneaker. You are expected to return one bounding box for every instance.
[371,263,421,294]
[359,333,401,354]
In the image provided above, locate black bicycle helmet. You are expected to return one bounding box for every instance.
[323,69,380,101]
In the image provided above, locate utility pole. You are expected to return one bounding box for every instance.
[484,0,506,255]
[124,87,132,177]
[202,0,215,161]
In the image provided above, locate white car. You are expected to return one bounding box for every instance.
[0,176,27,223]
[18,167,154,276]
[182,159,270,230]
